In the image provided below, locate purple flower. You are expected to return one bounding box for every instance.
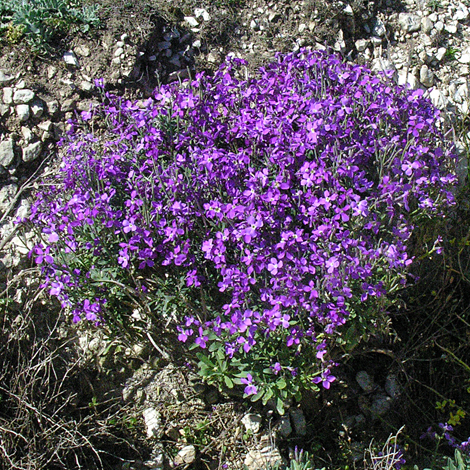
[241,373,258,396]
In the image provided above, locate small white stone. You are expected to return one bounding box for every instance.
[16,104,30,122]
[421,16,433,34]
[420,64,434,87]
[2,87,13,105]
[63,51,80,67]
[184,16,199,27]
[120,33,128,42]
[444,22,458,34]
[114,47,124,57]
[112,57,121,65]
[174,445,196,466]
[459,49,470,63]
[194,8,210,21]
[142,408,161,438]
[355,38,369,52]
[429,88,448,109]
[22,141,42,163]
[242,414,262,434]
[30,100,44,118]
[436,47,447,62]
[434,20,444,31]
[0,139,15,167]
[13,89,35,104]
[74,44,90,57]
[298,23,307,33]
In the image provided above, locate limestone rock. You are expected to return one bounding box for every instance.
[142,408,161,438]
[2,87,13,105]
[241,413,262,434]
[0,139,15,167]
[13,89,35,104]
[174,445,196,466]
[22,141,42,163]
[16,104,30,121]
[63,51,80,67]
[244,446,284,470]
[398,13,421,33]
[0,184,17,213]
[420,64,434,87]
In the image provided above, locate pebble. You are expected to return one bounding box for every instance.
[30,100,45,118]
[244,446,284,470]
[184,16,199,27]
[22,141,42,163]
[372,17,386,37]
[194,8,210,21]
[241,413,262,434]
[421,16,434,34]
[355,39,369,52]
[420,64,434,87]
[16,104,30,121]
[429,88,448,109]
[74,44,90,57]
[142,408,161,438]
[63,51,80,67]
[2,87,13,105]
[46,100,59,116]
[174,445,196,465]
[398,13,421,32]
[13,89,35,104]
[0,139,15,167]
[60,99,75,112]
[0,184,17,213]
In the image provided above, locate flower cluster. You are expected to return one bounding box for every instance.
[27,49,456,401]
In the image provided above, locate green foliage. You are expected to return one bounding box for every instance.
[242,449,321,470]
[0,0,100,51]
[444,450,470,470]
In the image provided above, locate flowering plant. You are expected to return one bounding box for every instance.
[26,50,456,410]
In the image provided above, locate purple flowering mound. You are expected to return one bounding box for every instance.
[28,50,456,403]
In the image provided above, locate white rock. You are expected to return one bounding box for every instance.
[0,104,9,117]
[21,126,33,142]
[356,371,375,392]
[434,20,444,31]
[142,408,161,438]
[429,88,448,109]
[398,70,419,89]
[184,16,199,27]
[2,87,13,105]
[355,38,369,52]
[242,413,262,434]
[63,51,80,67]
[371,58,397,79]
[194,8,210,21]
[46,100,59,115]
[114,47,124,57]
[444,22,458,34]
[420,64,434,87]
[16,104,30,121]
[453,83,469,104]
[74,44,90,57]
[298,23,307,33]
[436,47,447,62]
[174,445,196,465]
[79,81,93,92]
[398,13,421,32]
[22,141,42,163]
[13,89,35,104]
[0,139,15,167]
[421,16,434,34]
[459,48,470,63]
[47,66,57,79]
[250,19,259,30]
[454,4,469,21]
[244,446,284,470]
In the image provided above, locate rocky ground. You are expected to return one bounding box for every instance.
[1,0,470,469]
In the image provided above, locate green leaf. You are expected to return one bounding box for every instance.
[276,397,285,415]
[276,378,287,390]
[261,387,274,405]
[197,353,215,368]
[224,375,234,388]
